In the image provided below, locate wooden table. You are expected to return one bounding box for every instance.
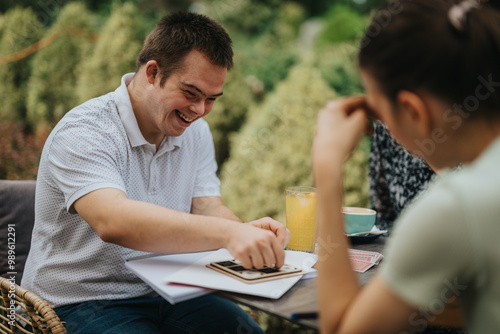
[216,236,387,331]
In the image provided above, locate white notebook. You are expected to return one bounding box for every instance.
[165,249,317,299]
[127,249,318,303]
[126,251,214,304]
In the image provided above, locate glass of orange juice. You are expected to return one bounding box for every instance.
[285,186,317,253]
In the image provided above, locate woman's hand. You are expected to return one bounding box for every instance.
[312,96,368,181]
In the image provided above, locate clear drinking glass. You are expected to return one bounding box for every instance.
[285,186,318,253]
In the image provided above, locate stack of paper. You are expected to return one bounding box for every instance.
[165,249,317,299]
[125,251,214,304]
[126,249,318,304]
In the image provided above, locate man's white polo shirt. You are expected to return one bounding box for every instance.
[22,73,221,307]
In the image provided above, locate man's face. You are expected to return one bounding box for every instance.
[147,49,227,139]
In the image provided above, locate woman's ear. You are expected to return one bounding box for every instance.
[396,90,432,138]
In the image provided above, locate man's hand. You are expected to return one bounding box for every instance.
[224,218,288,270]
[192,199,289,269]
[248,217,290,248]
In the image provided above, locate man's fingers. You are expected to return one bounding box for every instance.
[249,218,289,248]
[249,252,265,269]
[261,245,278,267]
[229,221,286,269]
[238,255,253,269]
[281,228,291,248]
[269,222,290,248]
[271,239,285,269]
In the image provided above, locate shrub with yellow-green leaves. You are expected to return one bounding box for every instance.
[343,135,370,209]
[0,7,45,123]
[204,55,255,168]
[220,58,370,223]
[76,2,150,102]
[220,62,335,223]
[26,2,98,131]
[313,43,370,208]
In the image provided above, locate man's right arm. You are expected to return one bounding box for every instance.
[73,187,285,268]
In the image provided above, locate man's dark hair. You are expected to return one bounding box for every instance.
[358,0,500,117]
[136,12,233,86]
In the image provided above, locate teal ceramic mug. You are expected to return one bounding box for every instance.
[342,207,376,235]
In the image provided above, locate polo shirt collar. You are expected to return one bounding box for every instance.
[114,73,183,150]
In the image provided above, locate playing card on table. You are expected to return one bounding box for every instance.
[348,249,383,273]
[350,258,376,272]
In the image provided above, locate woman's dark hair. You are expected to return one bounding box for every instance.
[136,12,233,86]
[358,0,500,116]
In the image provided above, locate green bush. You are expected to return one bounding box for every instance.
[220,61,335,223]
[312,43,369,208]
[204,54,255,169]
[26,2,98,131]
[76,2,150,102]
[268,1,305,41]
[204,1,304,94]
[203,1,308,170]
[237,34,298,94]
[0,7,44,123]
[0,2,371,214]
[317,4,366,46]
[314,43,364,97]
[220,55,370,222]
[205,0,282,36]
[343,135,371,208]
[237,3,306,93]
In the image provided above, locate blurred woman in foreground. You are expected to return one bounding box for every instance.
[313,0,500,333]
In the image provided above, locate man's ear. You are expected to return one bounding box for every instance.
[144,60,159,84]
[396,90,432,137]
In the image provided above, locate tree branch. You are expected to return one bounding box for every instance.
[0,27,98,66]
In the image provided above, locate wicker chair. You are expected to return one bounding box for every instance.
[0,276,66,333]
[0,180,66,333]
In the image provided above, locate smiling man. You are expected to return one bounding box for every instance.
[21,12,289,334]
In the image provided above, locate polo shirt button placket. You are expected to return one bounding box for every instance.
[149,153,160,195]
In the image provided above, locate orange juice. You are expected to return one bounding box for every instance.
[285,187,317,253]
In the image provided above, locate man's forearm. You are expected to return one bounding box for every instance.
[74,189,238,253]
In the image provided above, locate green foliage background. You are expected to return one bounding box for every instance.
[0,7,45,122]
[26,2,99,131]
[0,2,378,331]
[76,2,152,103]
[0,0,375,220]
[221,62,334,223]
